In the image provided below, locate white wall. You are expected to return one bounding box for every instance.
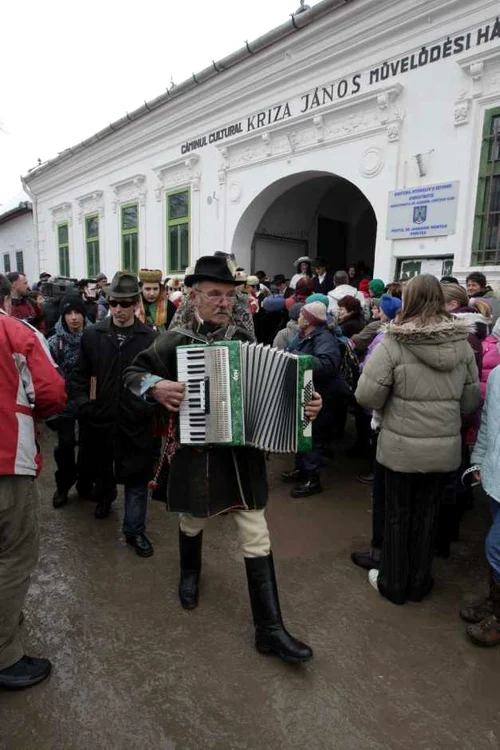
[23,0,500,285]
[0,212,36,285]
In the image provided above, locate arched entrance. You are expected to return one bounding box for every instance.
[231,171,377,280]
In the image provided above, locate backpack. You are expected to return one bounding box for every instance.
[338,336,360,393]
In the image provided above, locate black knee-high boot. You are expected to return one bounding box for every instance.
[244,553,313,663]
[179,529,203,610]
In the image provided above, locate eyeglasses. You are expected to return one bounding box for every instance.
[109,299,136,308]
[195,290,237,304]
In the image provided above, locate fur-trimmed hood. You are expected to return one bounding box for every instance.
[384,317,472,372]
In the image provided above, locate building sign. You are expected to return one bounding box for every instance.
[180,20,500,154]
[386,182,459,240]
[397,257,454,280]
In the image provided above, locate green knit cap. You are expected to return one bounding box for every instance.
[368,278,385,296]
[305,293,329,308]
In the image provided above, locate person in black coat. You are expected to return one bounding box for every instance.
[125,255,324,664]
[282,301,342,497]
[312,257,334,294]
[72,272,158,558]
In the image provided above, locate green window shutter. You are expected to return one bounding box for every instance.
[166,189,190,273]
[120,204,139,273]
[472,107,500,265]
[85,215,100,277]
[57,222,70,276]
[3,254,11,273]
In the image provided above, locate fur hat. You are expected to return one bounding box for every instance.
[60,293,87,319]
[380,293,402,320]
[306,293,329,308]
[301,301,327,325]
[138,269,162,284]
[369,278,385,296]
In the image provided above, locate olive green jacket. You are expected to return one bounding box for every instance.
[355,318,480,473]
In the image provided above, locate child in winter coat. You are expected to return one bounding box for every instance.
[461,365,500,646]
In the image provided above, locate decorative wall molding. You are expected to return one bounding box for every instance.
[458,47,500,99]
[216,83,404,172]
[153,155,200,200]
[109,174,147,213]
[454,96,471,126]
[360,146,385,178]
[50,202,72,230]
[75,190,104,223]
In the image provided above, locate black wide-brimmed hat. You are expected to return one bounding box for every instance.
[313,256,328,267]
[108,271,140,299]
[184,256,239,287]
[270,274,288,286]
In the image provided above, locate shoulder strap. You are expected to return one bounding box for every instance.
[172,326,209,344]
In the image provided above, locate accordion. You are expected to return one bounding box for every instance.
[177,340,314,453]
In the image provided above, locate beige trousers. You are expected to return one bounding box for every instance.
[179,508,271,558]
[0,476,40,670]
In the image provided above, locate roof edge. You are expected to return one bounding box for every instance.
[23,0,353,182]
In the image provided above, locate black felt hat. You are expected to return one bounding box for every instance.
[184,256,238,287]
[313,257,328,267]
[108,271,140,299]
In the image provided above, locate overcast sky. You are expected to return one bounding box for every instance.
[0,0,318,205]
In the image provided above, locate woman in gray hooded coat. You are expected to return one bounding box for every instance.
[355,275,480,605]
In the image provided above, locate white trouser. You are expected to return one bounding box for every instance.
[179,509,270,558]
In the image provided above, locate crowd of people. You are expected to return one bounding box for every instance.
[1,254,500,691]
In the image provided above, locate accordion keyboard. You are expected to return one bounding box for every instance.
[177,348,207,444]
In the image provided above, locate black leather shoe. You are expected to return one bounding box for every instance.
[290,475,322,498]
[125,533,154,557]
[0,655,51,690]
[245,554,313,664]
[52,489,68,508]
[351,551,380,571]
[179,529,203,609]
[281,469,305,483]
[94,501,113,519]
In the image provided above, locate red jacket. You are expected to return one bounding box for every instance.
[0,310,66,476]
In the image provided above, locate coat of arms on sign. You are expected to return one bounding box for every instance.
[413,205,427,224]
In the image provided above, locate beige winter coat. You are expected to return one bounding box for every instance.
[355,318,480,473]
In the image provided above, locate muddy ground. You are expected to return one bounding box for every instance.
[1,427,499,749]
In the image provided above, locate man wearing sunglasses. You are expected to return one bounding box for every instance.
[72,272,157,557]
[125,255,323,663]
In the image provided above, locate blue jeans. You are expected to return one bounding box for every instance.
[486,499,500,582]
[123,484,148,536]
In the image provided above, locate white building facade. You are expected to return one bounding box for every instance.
[0,192,36,284]
[23,0,500,284]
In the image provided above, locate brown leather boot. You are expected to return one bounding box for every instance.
[466,578,500,647]
[460,572,494,623]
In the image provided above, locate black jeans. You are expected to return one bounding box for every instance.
[371,459,385,551]
[378,468,449,605]
[54,418,95,493]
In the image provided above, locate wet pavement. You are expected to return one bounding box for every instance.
[1,427,500,750]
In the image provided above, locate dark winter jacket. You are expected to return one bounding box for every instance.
[313,272,334,295]
[287,324,342,437]
[72,317,158,484]
[339,313,365,339]
[124,322,268,518]
[47,318,90,417]
[350,319,383,356]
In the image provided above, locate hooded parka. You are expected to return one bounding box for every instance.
[355,318,480,473]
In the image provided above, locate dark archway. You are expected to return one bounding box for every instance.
[231,171,377,280]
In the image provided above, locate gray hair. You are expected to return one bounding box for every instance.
[334,270,349,287]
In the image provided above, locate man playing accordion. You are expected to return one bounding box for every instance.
[125,255,322,664]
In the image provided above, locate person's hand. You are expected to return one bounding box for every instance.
[150,380,186,412]
[305,391,322,421]
[473,470,481,484]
